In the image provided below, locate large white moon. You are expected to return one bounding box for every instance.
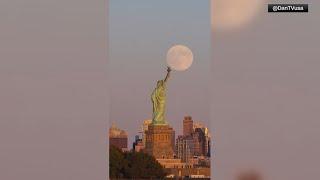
[166,45,193,71]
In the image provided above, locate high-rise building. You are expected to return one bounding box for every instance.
[177,117,212,164]
[141,119,152,148]
[176,135,193,163]
[207,138,211,157]
[183,116,193,136]
[193,122,211,157]
[171,130,175,152]
[133,135,144,152]
[109,123,128,151]
[193,128,206,156]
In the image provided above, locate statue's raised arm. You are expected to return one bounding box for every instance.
[164,66,171,83]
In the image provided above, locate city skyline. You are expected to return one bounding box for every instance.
[110,116,210,146]
[110,116,211,152]
[109,115,211,178]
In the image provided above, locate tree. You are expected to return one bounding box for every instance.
[109,145,127,178]
[124,151,166,179]
[109,146,167,179]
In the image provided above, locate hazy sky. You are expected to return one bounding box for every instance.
[109,0,211,145]
[212,0,320,179]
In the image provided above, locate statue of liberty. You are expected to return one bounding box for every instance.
[151,67,171,125]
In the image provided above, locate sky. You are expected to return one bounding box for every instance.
[109,0,211,146]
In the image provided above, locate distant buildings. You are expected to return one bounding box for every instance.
[164,123,211,178]
[193,122,211,157]
[171,130,175,152]
[176,135,193,163]
[175,116,211,166]
[109,123,128,151]
[141,119,152,148]
[109,116,211,178]
[183,116,193,136]
[132,135,144,152]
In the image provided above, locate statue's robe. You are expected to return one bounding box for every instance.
[151,80,167,125]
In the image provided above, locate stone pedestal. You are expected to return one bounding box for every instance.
[145,124,175,159]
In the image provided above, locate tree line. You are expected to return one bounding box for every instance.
[109,145,167,179]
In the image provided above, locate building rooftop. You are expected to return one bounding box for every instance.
[109,123,128,138]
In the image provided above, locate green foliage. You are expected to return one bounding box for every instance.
[109,146,167,179]
[109,145,127,178]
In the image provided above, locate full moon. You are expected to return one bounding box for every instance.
[166,45,193,71]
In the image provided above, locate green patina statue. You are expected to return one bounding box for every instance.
[151,66,171,125]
